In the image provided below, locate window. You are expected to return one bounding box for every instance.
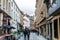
[54,19,58,38]
[0,0,1,3]
[41,12,43,17]
[0,14,1,26]
[52,0,56,4]
[51,0,56,5]
[41,12,43,14]
[8,19,10,25]
[6,0,8,10]
[50,23,52,40]
[3,0,5,9]
[0,14,2,26]
[44,0,50,3]
[9,3,10,13]
[0,0,1,6]
[14,4,15,9]
[11,2,13,7]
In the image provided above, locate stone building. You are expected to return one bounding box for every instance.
[0,0,23,39]
[29,16,35,30]
[20,11,24,29]
[35,0,60,40]
[44,0,60,40]
[35,0,48,38]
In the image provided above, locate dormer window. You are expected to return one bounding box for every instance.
[41,12,43,14]
[51,0,56,4]
[44,0,50,9]
[50,0,56,5]
[41,12,44,18]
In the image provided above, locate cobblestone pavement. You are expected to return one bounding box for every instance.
[19,32,47,40]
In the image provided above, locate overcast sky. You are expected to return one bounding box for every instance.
[15,0,36,16]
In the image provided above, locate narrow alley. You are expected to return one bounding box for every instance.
[19,32,47,40]
[0,0,60,40]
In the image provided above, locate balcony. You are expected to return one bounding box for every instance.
[48,0,60,15]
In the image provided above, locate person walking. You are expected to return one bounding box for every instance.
[27,28,30,40]
[23,27,27,40]
[23,27,30,40]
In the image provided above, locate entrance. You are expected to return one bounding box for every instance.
[54,19,58,39]
[40,27,43,35]
[59,18,60,39]
[50,23,52,40]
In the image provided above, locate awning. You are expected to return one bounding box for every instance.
[3,25,15,29]
[0,35,5,39]
[5,34,13,36]
[0,34,13,39]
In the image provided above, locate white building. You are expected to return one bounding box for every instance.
[0,0,22,34]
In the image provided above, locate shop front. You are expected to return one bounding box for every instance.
[51,14,60,40]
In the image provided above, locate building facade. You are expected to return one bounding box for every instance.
[44,0,60,40]
[35,0,48,38]
[35,0,60,40]
[29,16,35,30]
[0,0,22,39]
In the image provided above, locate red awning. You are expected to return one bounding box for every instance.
[0,35,5,39]
[5,34,13,36]
[0,34,13,39]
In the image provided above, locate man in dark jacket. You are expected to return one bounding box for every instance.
[27,28,30,40]
[23,27,30,40]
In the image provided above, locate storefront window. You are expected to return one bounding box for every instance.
[51,0,56,4]
[54,19,58,38]
[0,29,3,36]
[59,18,60,34]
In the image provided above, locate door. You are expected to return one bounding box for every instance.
[59,18,60,40]
[54,19,58,39]
[50,23,52,40]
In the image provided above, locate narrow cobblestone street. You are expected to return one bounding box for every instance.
[0,0,60,40]
[19,32,47,40]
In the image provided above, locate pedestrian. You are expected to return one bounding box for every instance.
[23,27,30,40]
[13,36,16,40]
[23,27,27,40]
[26,28,30,40]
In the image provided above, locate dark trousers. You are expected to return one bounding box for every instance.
[24,35,30,40]
[24,34,26,40]
[27,35,30,40]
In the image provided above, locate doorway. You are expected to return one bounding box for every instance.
[50,23,52,40]
[54,19,58,39]
[59,18,60,39]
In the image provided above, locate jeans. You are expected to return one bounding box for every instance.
[27,35,30,40]
[24,34,30,40]
[24,35,26,40]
